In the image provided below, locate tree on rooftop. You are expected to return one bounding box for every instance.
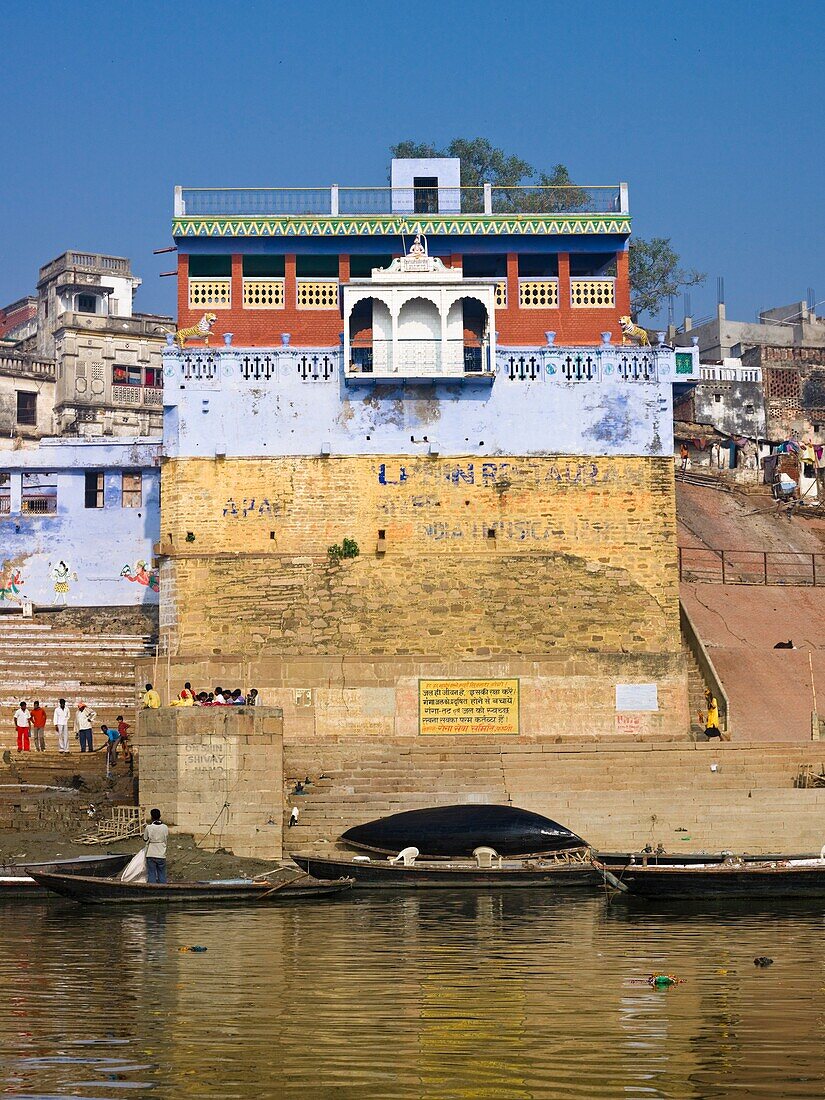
[390,138,586,212]
[629,237,705,322]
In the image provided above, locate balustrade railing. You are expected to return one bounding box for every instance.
[296,279,339,309]
[168,342,695,386]
[0,354,55,379]
[498,346,670,382]
[188,278,231,309]
[518,278,559,308]
[242,278,284,309]
[570,278,616,308]
[178,185,626,218]
[21,496,57,515]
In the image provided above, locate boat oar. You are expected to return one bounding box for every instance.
[255,870,310,901]
[595,862,629,893]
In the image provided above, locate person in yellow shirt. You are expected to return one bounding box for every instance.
[143,683,161,709]
[170,682,195,707]
[699,689,722,739]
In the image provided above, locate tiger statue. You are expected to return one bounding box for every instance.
[619,315,651,347]
[174,312,217,348]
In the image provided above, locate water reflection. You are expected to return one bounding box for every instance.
[0,892,822,1098]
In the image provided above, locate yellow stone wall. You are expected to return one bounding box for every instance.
[160,454,678,653]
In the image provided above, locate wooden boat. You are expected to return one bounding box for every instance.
[0,853,132,900]
[29,869,353,905]
[341,804,586,858]
[291,851,600,889]
[595,855,825,899]
[598,850,819,869]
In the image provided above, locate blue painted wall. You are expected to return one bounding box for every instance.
[177,234,628,258]
[0,440,160,607]
[163,345,690,460]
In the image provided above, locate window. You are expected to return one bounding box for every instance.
[413,176,439,214]
[85,471,104,509]
[0,473,10,515]
[745,404,755,415]
[242,255,285,277]
[518,254,559,277]
[295,255,339,277]
[21,472,57,515]
[77,294,97,314]
[113,365,159,387]
[349,255,393,278]
[188,255,232,277]
[122,471,142,508]
[714,394,723,403]
[463,254,507,278]
[16,391,37,426]
[569,253,617,277]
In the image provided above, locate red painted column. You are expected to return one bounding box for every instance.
[177,253,189,325]
[616,249,630,318]
[557,253,571,343]
[231,254,243,318]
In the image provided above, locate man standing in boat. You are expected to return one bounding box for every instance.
[143,808,169,884]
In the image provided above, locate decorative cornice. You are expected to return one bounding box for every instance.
[172,214,632,238]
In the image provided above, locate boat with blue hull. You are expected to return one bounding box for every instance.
[341,804,586,858]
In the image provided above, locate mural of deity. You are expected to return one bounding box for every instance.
[120,560,159,593]
[50,560,77,605]
[0,562,24,603]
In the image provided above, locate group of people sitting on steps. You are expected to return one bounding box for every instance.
[142,682,261,708]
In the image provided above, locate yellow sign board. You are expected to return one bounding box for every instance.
[418,679,520,736]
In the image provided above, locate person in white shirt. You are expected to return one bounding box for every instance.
[53,698,71,753]
[143,808,170,883]
[74,701,96,753]
[13,702,31,753]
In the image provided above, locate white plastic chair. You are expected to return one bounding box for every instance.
[388,846,419,866]
[473,846,500,868]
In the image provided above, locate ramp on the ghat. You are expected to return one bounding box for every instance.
[678,482,825,740]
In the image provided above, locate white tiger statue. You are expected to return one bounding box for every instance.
[174,312,217,348]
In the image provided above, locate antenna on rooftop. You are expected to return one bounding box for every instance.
[807,286,815,312]
[667,295,675,327]
[683,292,691,318]
[717,276,725,305]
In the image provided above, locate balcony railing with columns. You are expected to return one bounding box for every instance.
[296,279,339,309]
[242,278,284,309]
[188,278,231,309]
[164,340,697,387]
[570,278,616,308]
[519,278,559,308]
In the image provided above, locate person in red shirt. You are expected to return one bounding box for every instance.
[30,700,47,752]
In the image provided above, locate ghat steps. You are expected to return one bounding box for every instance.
[283,739,825,855]
[0,618,154,731]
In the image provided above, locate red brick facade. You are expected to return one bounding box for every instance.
[177,250,631,348]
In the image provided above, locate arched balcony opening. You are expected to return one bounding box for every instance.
[447,296,492,374]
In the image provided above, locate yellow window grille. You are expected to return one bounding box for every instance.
[570,279,616,308]
[188,279,231,308]
[518,279,559,308]
[243,279,285,309]
[494,281,507,308]
[296,279,339,309]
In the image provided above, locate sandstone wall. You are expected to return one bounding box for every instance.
[138,707,283,860]
[156,453,685,740]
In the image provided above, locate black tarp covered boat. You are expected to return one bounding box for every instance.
[30,870,354,906]
[292,851,599,889]
[0,853,133,900]
[340,804,586,858]
[597,851,819,869]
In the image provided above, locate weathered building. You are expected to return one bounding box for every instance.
[0,350,55,450]
[0,437,160,607]
[158,158,699,742]
[742,344,825,443]
[674,358,767,440]
[673,300,825,360]
[1,252,173,440]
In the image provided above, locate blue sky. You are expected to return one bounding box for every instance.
[2,0,822,326]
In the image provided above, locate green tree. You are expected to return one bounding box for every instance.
[629,237,705,322]
[389,138,586,212]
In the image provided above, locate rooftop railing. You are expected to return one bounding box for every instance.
[176,184,627,218]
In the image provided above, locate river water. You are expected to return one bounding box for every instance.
[0,892,823,1099]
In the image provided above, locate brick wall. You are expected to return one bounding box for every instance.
[176,250,631,348]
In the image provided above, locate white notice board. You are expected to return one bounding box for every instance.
[615,683,659,712]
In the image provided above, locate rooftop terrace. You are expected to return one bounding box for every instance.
[175,184,628,219]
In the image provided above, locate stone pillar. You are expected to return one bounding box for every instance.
[138,706,284,861]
